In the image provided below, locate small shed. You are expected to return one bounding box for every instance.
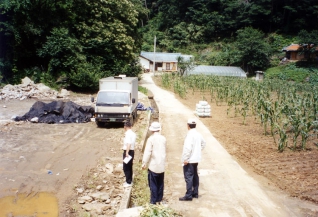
[188,65,247,78]
[139,52,192,72]
[282,44,318,61]
[255,71,264,80]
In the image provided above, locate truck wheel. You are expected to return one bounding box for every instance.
[129,116,134,125]
[132,110,137,119]
[96,121,104,128]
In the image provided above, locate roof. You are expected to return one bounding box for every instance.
[282,44,318,51]
[140,51,193,63]
[188,65,246,77]
[282,44,301,51]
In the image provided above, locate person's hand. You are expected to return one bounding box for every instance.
[142,165,146,170]
[183,161,188,166]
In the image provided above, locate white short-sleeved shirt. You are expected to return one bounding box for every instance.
[123,129,136,150]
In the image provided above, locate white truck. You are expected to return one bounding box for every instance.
[92,76,138,127]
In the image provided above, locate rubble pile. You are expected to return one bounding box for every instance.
[72,163,126,216]
[0,77,70,101]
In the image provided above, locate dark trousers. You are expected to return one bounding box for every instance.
[183,163,199,198]
[123,150,134,184]
[148,169,164,204]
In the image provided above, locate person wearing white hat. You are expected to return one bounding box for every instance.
[179,118,206,201]
[142,121,167,204]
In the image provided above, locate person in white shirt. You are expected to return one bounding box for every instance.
[123,121,136,187]
[142,122,167,204]
[179,118,206,201]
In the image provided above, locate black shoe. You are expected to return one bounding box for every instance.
[192,194,198,198]
[179,196,192,201]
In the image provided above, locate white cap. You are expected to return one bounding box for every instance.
[149,122,161,131]
[187,118,196,124]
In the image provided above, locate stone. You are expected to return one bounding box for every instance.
[58,89,70,98]
[113,163,123,174]
[88,192,110,201]
[96,185,103,191]
[36,83,51,93]
[78,196,93,204]
[76,188,84,194]
[82,203,109,214]
[30,117,39,123]
[105,163,114,174]
[21,77,34,86]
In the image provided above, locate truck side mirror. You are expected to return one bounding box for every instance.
[91,97,94,102]
[132,98,135,103]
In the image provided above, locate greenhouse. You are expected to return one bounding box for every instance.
[188,65,247,78]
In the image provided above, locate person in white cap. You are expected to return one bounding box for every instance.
[179,118,206,201]
[142,121,167,204]
[122,121,136,188]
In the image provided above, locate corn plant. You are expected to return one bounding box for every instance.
[160,74,318,152]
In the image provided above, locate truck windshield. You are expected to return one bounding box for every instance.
[96,92,129,106]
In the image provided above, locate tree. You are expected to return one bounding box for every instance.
[234,27,272,73]
[0,0,146,89]
[177,56,195,76]
[297,30,318,61]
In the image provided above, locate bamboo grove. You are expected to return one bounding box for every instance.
[161,73,318,152]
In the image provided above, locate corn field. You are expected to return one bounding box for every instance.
[161,73,318,152]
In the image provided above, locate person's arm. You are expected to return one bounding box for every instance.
[125,144,130,157]
[125,133,132,157]
[142,139,152,169]
[182,136,192,165]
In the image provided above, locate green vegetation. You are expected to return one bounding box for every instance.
[138,86,148,95]
[131,162,150,206]
[266,63,318,83]
[140,204,183,217]
[1,1,318,89]
[0,0,146,90]
[161,73,318,152]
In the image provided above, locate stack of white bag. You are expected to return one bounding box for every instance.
[195,101,211,117]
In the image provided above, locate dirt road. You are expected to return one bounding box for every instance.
[140,73,318,217]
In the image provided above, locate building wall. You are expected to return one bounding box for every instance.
[139,56,179,72]
[139,57,150,70]
[163,62,178,72]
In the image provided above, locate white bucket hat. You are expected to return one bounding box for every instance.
[187,118,196,124]
[149,122,161,131]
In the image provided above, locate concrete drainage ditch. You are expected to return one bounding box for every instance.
[116,90,159,217]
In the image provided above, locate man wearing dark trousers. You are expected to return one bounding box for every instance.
[123,121,136,188]
[142,122,167,204]
[179,118,206,201]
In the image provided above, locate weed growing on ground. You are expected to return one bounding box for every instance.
[140,204,183,217]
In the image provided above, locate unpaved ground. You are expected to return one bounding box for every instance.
[2,74,318,216]
[176,90,318,205]
[145,74,318,217]
[0,93,150,216]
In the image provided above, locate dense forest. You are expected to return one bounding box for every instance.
[1,0,318,90]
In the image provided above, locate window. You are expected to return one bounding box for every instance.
[97,92,129,105]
